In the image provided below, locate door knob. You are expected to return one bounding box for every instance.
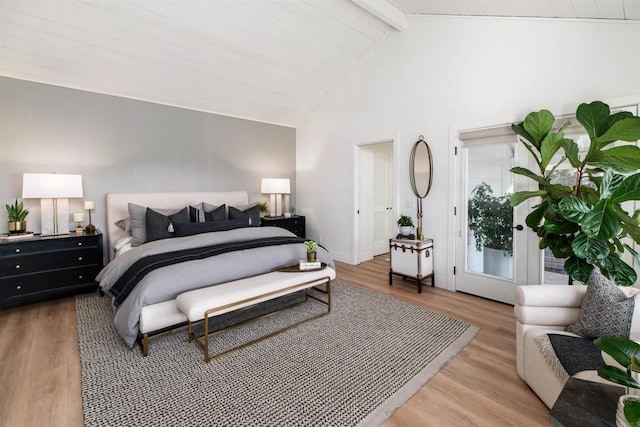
[513,224,524,231]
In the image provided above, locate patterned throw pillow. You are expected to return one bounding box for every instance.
[566,269,635,339]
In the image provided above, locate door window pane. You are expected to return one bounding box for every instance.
[466,142,515,280]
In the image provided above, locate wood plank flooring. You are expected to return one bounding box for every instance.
[0,255,550,426]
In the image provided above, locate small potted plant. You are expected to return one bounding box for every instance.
[258,201,268,218]
[397,215,414,236]
[6,199,29,234]
[304,240,318,262]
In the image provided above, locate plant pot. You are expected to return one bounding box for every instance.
[8,221,27,234]
[482,247,513,279]
[399,226,412,236]
[617,395,640,426]
[307,252,317,262]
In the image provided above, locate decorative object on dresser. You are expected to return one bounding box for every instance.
[260,215,305,238]
[21,173,84,236]
[409,135,433,241]
[84,200,96,234]
[73,213,85,234]
[260,178,290,217]
[0,230,103,306]
[389,237,434,293]
[5,198,29,234]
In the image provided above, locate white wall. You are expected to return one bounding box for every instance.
[297,16,640,286]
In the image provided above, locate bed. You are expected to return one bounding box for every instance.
[98,191,334,348]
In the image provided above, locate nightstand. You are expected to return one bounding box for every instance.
[389,238,434,293]
[0,231,104,306]
[260,215,306,238]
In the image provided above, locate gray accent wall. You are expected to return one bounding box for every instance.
[0,77,296,241]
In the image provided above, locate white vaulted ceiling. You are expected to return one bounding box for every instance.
[0,0,638,127]
[388,0,640,20]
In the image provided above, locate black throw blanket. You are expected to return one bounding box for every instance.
[548,334,605,376]
[110,236,305,306]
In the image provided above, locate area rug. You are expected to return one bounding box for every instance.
[76,279,478,426]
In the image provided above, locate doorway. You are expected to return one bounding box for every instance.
[356,141,394,264]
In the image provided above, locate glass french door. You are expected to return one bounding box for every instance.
[455,137,531,304]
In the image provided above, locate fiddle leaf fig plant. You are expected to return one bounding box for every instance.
[510,101,640,285]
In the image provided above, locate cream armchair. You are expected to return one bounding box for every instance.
[514,284,588,407]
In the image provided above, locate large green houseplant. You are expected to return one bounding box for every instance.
[509,101,640,285]
[468,182,513,256]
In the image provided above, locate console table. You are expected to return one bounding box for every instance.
[388,238,434,293]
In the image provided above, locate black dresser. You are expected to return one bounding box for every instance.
[260,215,306,238]
[0,231,104,306]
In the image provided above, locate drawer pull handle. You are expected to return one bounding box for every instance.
[79,275,83,280]
[78,242,83,246]
[78,257,83,261]
[15,264,20,269]
[15,248,20,253]
[16,285,21,290]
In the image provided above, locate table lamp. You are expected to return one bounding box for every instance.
[260,178,290,217]
[22,173,83,236]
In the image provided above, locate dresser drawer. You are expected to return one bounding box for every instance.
[0,266,100,299]
[0,236,99,256]
[0,248,100,275]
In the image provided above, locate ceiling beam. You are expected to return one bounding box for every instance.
[350,0,408,31]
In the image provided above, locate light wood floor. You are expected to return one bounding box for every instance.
[0,255,551,427]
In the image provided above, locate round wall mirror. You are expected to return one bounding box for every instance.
[410,136,433,198]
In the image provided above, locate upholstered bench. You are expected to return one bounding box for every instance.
[176,267,336,362]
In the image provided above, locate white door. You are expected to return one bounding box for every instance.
[358,147,374,262]
[455,138,531,304]
[373,145,393,255]
[357,141,394,263]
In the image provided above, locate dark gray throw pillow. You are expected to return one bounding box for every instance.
[204,204,226,222]
[173,218,251,237]
[145,207,190,243]
[566,269,635,339]
[229,204,260,227]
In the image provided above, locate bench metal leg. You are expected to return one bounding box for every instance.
[190,277,332,363]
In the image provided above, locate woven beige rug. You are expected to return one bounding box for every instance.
[76,279,478,426]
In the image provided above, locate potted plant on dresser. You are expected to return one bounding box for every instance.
[397,215,415,237]
[5,199,29,234]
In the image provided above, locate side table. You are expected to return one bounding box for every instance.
[550,378,624,426]
[389,238,434,293]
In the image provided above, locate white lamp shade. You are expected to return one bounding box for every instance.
[73,213,85,222]
[22,173,83,198]
[84,200,95,210]
[261,178,290,194]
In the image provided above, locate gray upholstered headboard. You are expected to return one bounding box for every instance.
[105,191,249,260]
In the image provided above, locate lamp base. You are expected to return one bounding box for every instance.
[85,224,96,234]
[75,225,84,234]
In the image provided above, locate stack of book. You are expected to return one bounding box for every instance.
[1,232,35,240]
[299,260,321,270]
